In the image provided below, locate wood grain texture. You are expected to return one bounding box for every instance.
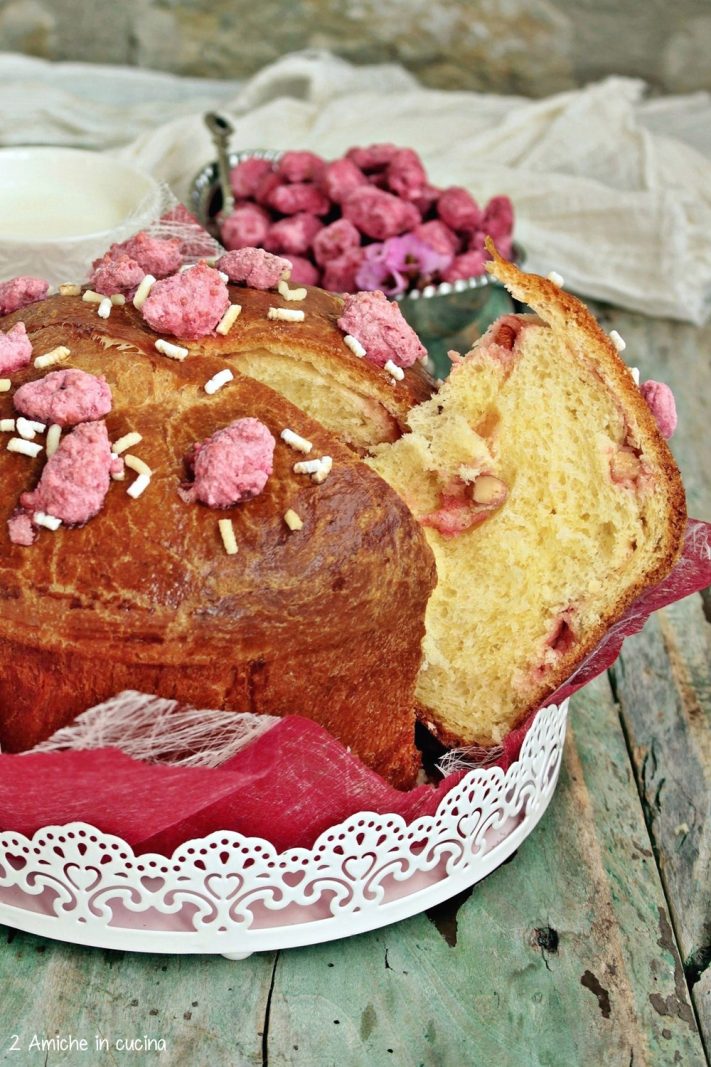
[0,929,274,1065]
[262,678,705,1067]
[601,303,711,1055]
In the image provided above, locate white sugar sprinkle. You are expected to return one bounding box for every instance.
[547,271,565,287]
[293,458,323,475]
[16,416,45,440]
[281,428,312,454]
[34,512,61,531]
[81,289,104,304]
[277,279,307,302]
[0,419,15,432]
[110,293,126,306]
[97,296,112,319]
[284,509,303,531]
[311,455,333,484]
[46,424,62,457]
[384,359,404,381]
[7,437,42,458]
[218,518,238,555]
[58,283,81,296]
[155,338,189,361]
[0,379,10,393]
[630,366,640,386]
[124,454,152,478]
[268,307,305,323]
[215,304,242,335]
[204,368,234,395]
[218,270,230,284]
[34,345,70,370]
[133,274,156,310]
[127,472,151,499]
[610,329,626,352]
[343,334,366,358]
[112,431,142,455]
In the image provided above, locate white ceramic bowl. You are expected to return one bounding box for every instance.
[0,147,163,286]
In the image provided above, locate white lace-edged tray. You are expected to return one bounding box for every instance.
[0,700,567,960]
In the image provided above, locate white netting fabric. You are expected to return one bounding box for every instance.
[30,690,278,768]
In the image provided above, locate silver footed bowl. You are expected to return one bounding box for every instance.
[189,150,524,378]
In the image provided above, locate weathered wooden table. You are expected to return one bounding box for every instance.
[0,305,708,1067]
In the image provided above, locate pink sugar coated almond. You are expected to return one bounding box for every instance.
[346,143,399,172]
[482,195,514,241]
[342,186,420,241]
[189,417,276,509]
[337,290,426,369]
[104,232,182,279]
[267,182,331,217]
[386,148,427,200]
[640,380,677,439]
[440,250,487,283]
[142,262,229,339]
[320,159,369,204]
[0,276,49,317]
[14,368,112,428]
[277,151,326,183]
[264,213,324,256]
[412,220,460,257]
[230,157,274,199]
[20,420,116,526]
[322,248,364,294]
[437,187,482,233]
[221,204,271,251]
[286,256,320,287]
[411,184,440,216]
[313,219,361,266]
[0,321,32,374]
[217,248,292,290]
[253,170,282,206]
[90,251,145,296]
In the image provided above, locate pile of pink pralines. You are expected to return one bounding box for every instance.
[220,144,514,295]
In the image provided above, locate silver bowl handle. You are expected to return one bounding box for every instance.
[204,112,236,220]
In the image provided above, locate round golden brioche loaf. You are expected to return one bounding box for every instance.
[0,284,437,787]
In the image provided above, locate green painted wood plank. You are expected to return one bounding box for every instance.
[599,306,710,1050]
[0,930,274,1065]
[264,676,705,1067]
[611,598,711,1053]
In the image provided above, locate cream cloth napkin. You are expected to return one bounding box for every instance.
[2,50,710,323]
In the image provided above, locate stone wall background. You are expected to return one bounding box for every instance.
[0,0,709,97]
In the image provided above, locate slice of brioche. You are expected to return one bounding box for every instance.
[369,244,686,747]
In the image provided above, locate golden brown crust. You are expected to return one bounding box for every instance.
[0,290,437,787]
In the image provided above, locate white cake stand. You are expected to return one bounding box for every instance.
[0,701,567,959]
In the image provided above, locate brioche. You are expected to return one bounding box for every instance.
[0,287,436,787]
[0,247,686,784]
[369,245,686,746]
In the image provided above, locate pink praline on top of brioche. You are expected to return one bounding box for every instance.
[217,247,292,290]
[19,421,121,527]
[640,380,677,439]
[185,418,276,509]
[337,290,426,369]
[0,276,49,317]
[141,262,229,339]
[13,369,112,428]
[0,322,32,374]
